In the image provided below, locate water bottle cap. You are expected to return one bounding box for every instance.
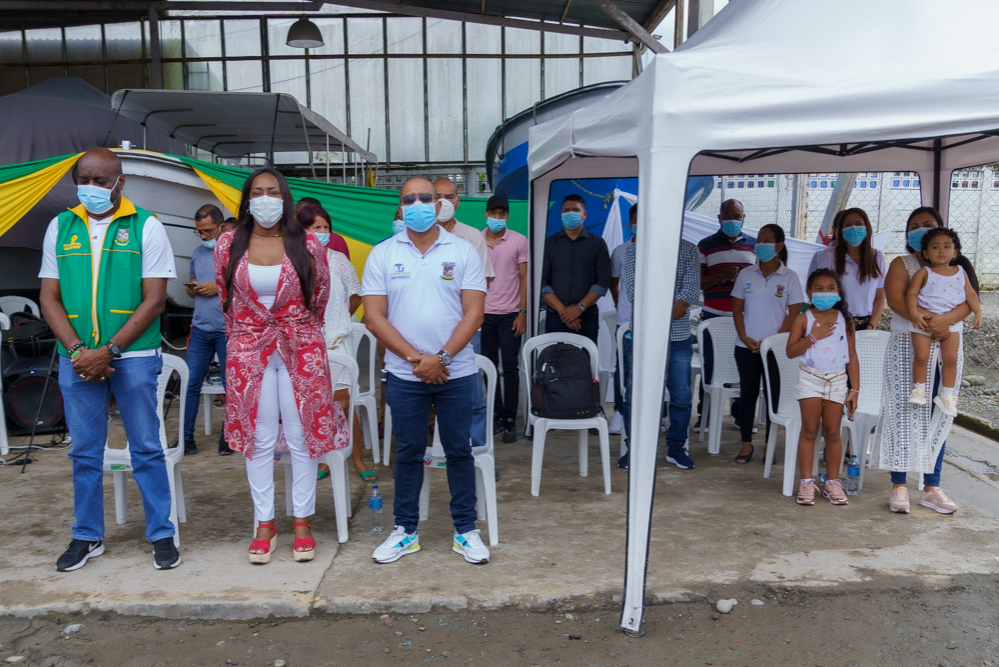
[372,484,378,489]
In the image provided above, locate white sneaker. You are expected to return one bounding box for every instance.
[372,526,420,564]
[908,385,928,406]
[452,529,490,564]
[608,411,623,434]
[934,395,958,418]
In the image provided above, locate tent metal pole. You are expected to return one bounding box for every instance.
[326,134,330,183]
[932,138,942,211]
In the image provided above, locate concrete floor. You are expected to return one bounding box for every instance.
[2,395,999,621]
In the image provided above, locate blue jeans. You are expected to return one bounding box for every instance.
[386,373,478,534]
[613,324,625,414]
[470,330,487,447]
[621,335,692,455]
[183,326,227,443]
[59,354,175,543]
[891,371,946,487]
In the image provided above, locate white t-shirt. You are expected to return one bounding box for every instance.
[39,209,176,358]
[361,228,487,381]
[445,220,495,279]
[610,240,632,326]
[730,262,804,348]
[806,246,886,318]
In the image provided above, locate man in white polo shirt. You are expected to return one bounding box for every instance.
[362,177,490,565]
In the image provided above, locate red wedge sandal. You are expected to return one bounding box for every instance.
[292,522,316,562]
[249,522,277,565]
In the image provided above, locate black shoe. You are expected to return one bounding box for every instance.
[152,537,181,570]
[218,435,234,456]
[501,423,518,443]
[184,440,198,456]
[56,539,104,572]
[617,453,629,469]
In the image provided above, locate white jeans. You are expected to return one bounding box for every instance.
[246,352,318,521]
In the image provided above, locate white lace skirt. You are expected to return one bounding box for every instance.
[873,328,962,474]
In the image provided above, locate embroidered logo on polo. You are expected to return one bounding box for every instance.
[743,282,753,293]
[441,262,455,281]
[390,263,411,280]
[775,284,785,297]
[63,234,82,251]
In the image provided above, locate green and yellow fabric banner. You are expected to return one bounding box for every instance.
[0,153,81,239]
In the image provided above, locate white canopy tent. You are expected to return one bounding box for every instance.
[526,0,999,635]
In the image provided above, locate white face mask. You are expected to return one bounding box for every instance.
[436,198,455,223]
[248,195,284,228]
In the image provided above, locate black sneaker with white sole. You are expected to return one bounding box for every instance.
[152,537,182,569]
[56,539,104,571]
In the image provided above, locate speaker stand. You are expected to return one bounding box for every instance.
[19,343,59,474]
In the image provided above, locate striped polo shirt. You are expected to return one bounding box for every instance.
[698,229,756,315]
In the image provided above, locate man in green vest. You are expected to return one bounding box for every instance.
[39,148,182,571]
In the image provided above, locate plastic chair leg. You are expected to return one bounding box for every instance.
[481,462,499,547]
[475,467,486,521]
[698,393,710,442]
[597,418,611,495]
[165,465,181,548]
[577,429,589,477]
[419,468,431,521]
[175,465,187,524]
[530,418,548,497]
[763,425,778,479]
[114,471,128,524]
[203,393,212,436]
[783,421,800,497]
[329,456,350,544]
[363,401,380,464]
[383,405,393,468]
[708,391,725,455]
[344,457,353,518]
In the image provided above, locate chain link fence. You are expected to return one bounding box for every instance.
[690,168,999,422]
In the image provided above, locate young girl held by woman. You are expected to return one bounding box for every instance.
[905,228,983,417]
[786,269,859,505]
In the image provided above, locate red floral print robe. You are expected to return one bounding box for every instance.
[214,230,348,460]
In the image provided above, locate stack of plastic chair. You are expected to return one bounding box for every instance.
[696,317,741,455]
[521,332,611,497]
[104,354,188,547]
[840,330,890,492]
[417,355,499,546]
[0,296,40,318]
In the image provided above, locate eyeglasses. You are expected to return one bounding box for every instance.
[400,193,435,206]
[192,228,218,239]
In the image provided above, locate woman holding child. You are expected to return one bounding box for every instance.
[876,206,980,516]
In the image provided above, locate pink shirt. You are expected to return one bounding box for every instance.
[483,227,529,314]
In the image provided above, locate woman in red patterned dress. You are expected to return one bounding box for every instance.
[215,168,348,564]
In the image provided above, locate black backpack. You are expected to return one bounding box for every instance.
[530,343,601,419]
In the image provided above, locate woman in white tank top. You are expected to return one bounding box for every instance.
[785,269,859,506]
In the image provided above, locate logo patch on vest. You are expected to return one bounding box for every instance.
[115,228,130,245]
[441,262,455,281]
[63,234,82,251]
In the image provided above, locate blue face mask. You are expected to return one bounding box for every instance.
[402,202,437,233]
[77,176,120,216]
[754,243,777,262]
[314,232,331,246]
[202,238,217,250]
[486,216,507,233]
[392,219,405,235]
[842,226,867,247]
[561,211,583,229]
[907,227,930,251]
[810,292,841,311]
[721,219,742,237]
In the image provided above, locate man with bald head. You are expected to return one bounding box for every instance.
[39,148,181,571]
[362,176,490,565]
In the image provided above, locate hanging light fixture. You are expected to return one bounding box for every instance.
[286,17,324,49]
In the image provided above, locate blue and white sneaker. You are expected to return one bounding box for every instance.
[665,449,696,469]
[452,529,490,564]
[372,526,420,564]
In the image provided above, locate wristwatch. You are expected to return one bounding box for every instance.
[518,309,527,314]
[436,349,452,367]
[576,303,586,313]
[106,342,122,359]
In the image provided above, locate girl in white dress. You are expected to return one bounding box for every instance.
[905,228,983,417]
[785,269,859,506]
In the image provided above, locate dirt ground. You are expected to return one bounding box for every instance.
[3,574,998,667]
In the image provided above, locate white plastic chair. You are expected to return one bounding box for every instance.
[615,322,630,457]
[0,312,10,330]
[105,353,188,548]
[696,318,741,455]
[0,339,8,455]
[418,355,499,546]
[598,309,616,405]
[760,333,807,496]
[840,330,890,492]
[351,322,380,464]
[522,332,611,497]
[277,351,357,543]
[200,353,224,436]
[0,296,39,318]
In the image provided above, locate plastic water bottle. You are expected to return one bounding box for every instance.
[368,485,384,533]
[846,456,861,496]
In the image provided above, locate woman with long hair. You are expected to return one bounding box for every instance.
[296,204,373,482]
[215,168,348,564]
[875,206,978,515]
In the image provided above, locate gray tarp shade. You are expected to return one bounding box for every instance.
[0,77,187,249]
[109,89,377,162]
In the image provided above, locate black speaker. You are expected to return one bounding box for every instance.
[2,321,63,434]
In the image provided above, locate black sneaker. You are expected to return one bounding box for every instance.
[218,435,234,456]
[501,422,518,443]
[184,440,198,456]
[152,537,182,570]
[56,539,104,571]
